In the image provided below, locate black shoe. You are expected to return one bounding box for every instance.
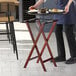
[51,56,66,62]
[65,57,76,64]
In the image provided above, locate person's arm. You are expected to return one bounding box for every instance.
[34,0,44,8]
[65,0,73,13]
[29,0,44,9]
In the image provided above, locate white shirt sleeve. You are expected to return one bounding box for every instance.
[44,0,46,2]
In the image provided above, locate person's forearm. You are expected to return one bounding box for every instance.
[34,0,44,8]
[67,0,73,6]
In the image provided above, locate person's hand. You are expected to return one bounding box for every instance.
[29,6,36,10]
[64,5,70,14]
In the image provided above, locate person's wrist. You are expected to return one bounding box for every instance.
[29,6,36,10]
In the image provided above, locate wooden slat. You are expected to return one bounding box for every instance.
[0,16,15,22]
[0,3,15,12]
[0,0,19,6]
[0,0,17,3]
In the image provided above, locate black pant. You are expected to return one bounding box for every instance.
[55,24,76,58]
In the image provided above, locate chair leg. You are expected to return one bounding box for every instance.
[6,23,10,42]
[9,22,18,60]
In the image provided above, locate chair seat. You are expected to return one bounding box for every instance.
[0,16,15,22]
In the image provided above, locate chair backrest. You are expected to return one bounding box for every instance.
[0,0,19,22]
[0,3,15,12]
